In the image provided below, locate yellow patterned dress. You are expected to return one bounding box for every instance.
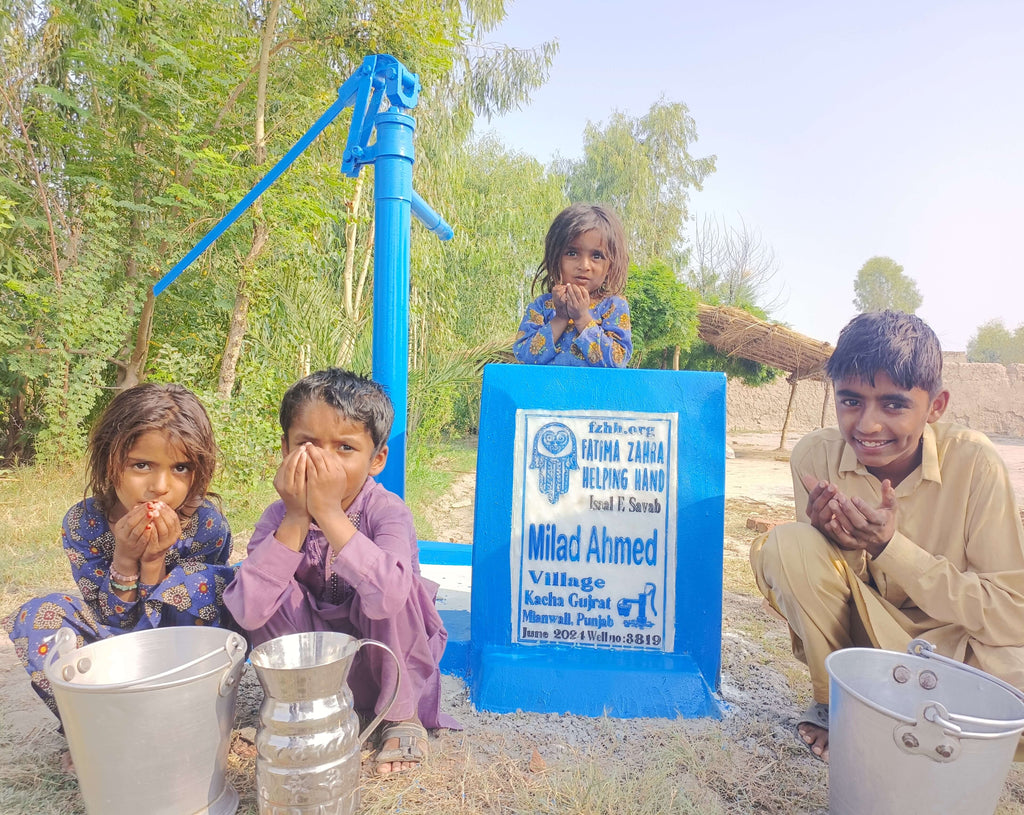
[513,292,632,367]
[3,497,235,718]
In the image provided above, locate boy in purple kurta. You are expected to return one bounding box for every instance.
[224,369,457,776]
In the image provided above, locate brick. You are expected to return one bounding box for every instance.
[746,516,778,533]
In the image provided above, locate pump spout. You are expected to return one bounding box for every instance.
[412,191,454,241]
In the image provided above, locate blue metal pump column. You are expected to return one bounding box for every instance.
[152,54,451,497]
[371,111,414,496]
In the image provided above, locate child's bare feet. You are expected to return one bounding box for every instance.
[374,718,428,776]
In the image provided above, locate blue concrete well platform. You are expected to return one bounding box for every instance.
[418,539,721,718]
[418,540,472,679]
[417,363,726,721]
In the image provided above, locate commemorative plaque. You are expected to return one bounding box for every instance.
[469,364,725,718]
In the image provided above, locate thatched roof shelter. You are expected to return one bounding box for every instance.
[697,304,833,380]
[696,304,835,448]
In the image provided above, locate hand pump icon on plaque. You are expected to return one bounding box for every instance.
[617,582,658,629]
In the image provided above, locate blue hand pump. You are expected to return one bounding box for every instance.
[151,54,452,497]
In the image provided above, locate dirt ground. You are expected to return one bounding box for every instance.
[4,431,1024,813]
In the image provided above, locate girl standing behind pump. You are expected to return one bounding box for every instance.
[4,384,236,721]
[513,203,632,367]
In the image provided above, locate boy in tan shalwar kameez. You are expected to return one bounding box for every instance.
[750,311,1024,762]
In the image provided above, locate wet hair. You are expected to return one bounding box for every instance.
[530,203,629,296]
[87,384,218,516]
[279,368,394,453]
[826,311,943,396]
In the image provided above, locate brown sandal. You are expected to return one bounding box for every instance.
[374,721,428,774]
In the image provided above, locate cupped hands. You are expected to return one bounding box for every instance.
[112,500,180,586]
[304,444,349,526]
[800,473,897,558]
[555,283,592,325]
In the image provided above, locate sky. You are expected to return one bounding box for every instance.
[474,0,1024,352]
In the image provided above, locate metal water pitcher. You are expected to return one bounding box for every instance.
[249,631,400,815]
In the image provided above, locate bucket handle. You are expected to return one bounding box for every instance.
[43,628,80,680]
[352,638,402,744]
[894,701,963,762]
[218,632,248,697]
[906,639,1024,734]
[45,626,247,694]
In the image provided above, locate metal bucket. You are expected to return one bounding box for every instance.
[826,639,1024,815]
[44,626,247,815]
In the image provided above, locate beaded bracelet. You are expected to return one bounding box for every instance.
[110,578,139,592]
[110,565,140,584]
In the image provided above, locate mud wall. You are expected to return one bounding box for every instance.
[726,358,1024,439]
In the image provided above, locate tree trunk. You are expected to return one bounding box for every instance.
[354,223,374,315]
[671,345,680,370]
[218,281,252,399]
[1,383,28,464]
[337,223,375,367]
[218,220,269,398]
[779,378,798,451]
[216,0,280,399]
[343,176,364,315]
[119,143,151,389]
[121,290,156,390]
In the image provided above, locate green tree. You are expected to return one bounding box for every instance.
[852,256,922,313]
[420,135,565,347]
[222,1,559,441]
[0,0,247,460]
[966,320,1024,363]
[408,135,566,437]
[625,260,699,367]
[208,0,551,398]
[677,340,780,386]
[620,259,777,384]
[0,0,561,464]
[559,98,716,267]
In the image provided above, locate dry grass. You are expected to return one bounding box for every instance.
[220,722,822,815]
[7,445,1024,814]
[0,462,84,619]
[696,303,832,380]
[1002,768,1024,813]
[0,725,79,814]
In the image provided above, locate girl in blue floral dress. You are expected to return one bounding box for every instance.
[4,384,236,719]
[513,203,633,367]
